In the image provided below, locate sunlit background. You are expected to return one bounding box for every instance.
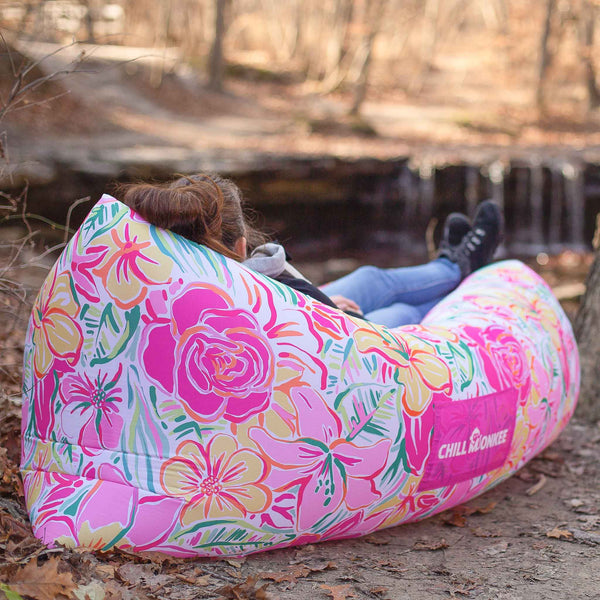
[1,0,598,296]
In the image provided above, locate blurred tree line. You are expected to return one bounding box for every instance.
[3,0,600,115]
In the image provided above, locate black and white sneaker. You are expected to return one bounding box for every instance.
[437,212,471,256]
[442,200,504,278]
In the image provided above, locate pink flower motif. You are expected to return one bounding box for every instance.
[25,466,182,553]
[30,371,60,441]
[142,285,275,423]
[71,238,107,303]
[463,324,531,403]
[60,366,124,449]
[250,387,391,531]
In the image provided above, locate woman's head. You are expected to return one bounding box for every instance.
[117,173,265,261]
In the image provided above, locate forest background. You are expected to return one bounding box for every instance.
[2,1,600,599]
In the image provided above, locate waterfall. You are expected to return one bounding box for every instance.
[512,165,530,254]
[487,160,505,211]
[530,161,545,252]
[418,159,435,225]
[562,162,587,251]
[465,165,479,218]
[549,163,563,253]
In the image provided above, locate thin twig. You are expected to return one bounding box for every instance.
[25,242,66,265]
[64,196,91,244]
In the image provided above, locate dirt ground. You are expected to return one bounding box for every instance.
[2,396,600,600]
[0,258,597,600]
[2,35,600,600]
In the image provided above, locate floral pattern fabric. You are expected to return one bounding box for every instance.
[21,195,580,557]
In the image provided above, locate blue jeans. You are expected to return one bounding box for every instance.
[320,258,461,328]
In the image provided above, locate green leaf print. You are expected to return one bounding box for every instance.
[81,201,125,240]
[84,304,140,366]
[445,340,475,391]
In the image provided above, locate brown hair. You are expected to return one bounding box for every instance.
[117,173,266,261]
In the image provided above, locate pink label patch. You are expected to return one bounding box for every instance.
[418,388,517,491]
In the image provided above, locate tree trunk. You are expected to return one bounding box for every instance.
[536,0,555,111]
[80,0,101,43]
[574,214,600,421]
[208,0,227,92]
[349,0,386,116]
[349,29,376,116]
[580,0,600,110]
[336,0,354,67]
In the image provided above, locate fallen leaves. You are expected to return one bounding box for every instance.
[257,566,311,584]
[5,556,76,600]
[319,583,357,600]
[413,538,449,551]
[216,576,271,600]
[441,502,497,528]
[364,534,390,545]
[483,541,509,556]
[0,449,23,498]
[546,526,574,540]
[258,560,336,585]
[369,586,388,596]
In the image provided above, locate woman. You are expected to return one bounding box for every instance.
[119,173,503,328]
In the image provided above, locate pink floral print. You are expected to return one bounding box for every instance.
[21,195,580,558]
[142,285,275,423]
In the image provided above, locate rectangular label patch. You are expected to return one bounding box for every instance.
[418,388,517,491]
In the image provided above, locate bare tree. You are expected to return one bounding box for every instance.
[349,0,388,116]
[208,0,227,92]
[79,0,100,43]
[574,214,600,421]
[0,39,89,389]
[536,0,556,111]
[580,0,600,109]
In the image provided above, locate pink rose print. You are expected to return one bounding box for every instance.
[60,366,124,449]
[463,324,531,403]
[142,285,275,423]
[250,387,391,531]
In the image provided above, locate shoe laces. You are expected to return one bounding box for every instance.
[464,228,485,252]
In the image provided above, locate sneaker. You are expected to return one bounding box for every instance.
[442,200,504,278]
[437,212,471,256]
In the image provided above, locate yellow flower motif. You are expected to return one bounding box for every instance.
[64,521,124,551]
[91,221,173,309]
[354,329,452,417]
[31,268,83,378]
[161,435,270,526]
[23,441,54,513]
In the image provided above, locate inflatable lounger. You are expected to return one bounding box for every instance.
[21,195,580,557]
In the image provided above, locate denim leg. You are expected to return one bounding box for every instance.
[320,258,461,315]
[363,303,422,328]
[363,297,444,328]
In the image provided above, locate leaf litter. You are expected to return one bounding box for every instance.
[2,325,600,599]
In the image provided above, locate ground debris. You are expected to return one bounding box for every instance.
[441,501,497,528]
[570,528,600,545]
[3,556,76,600]
[413,538,449,551]
[216,575,271,600]
[257,560,335,585]
[319,583,357,600]
[546,526,574,540]
[526,474,548,496]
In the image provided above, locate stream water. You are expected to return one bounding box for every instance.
[7,154,600,284]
